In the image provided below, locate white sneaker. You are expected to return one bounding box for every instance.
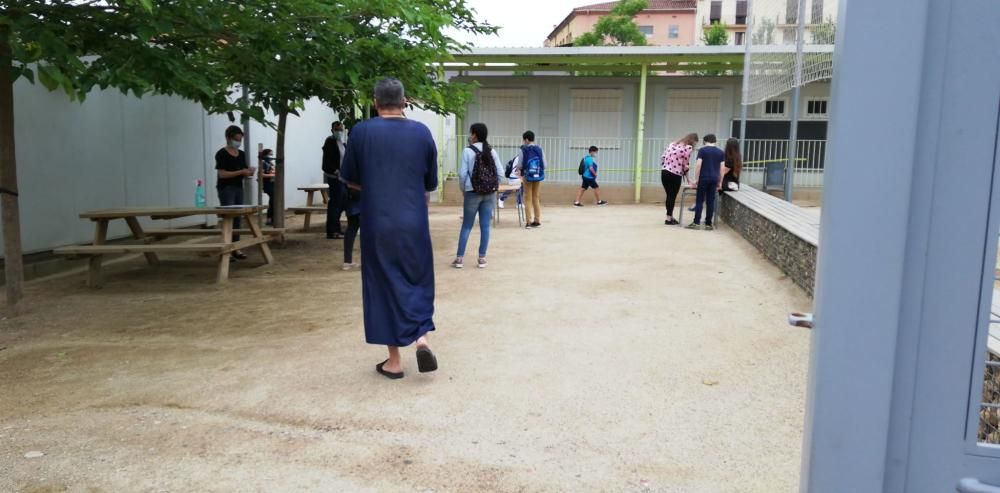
[498,200,505,209]
[342,263,359,271]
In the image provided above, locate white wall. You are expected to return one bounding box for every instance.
[8,79,337,255]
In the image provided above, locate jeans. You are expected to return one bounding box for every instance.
[523,181,542,223]
[217,184,243,241]
[457,191,496,257]
[344,214,361,264]
[325,175,345,236]
[661,171,682,216]
[693,179,718,226]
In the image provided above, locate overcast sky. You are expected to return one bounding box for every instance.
[451,0,586,47]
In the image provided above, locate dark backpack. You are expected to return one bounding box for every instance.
[504,158,514,179]
[469,145,498,194]
[521,145,545,182]
[578,157,587,175]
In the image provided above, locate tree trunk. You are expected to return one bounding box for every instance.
[0,29,25,314]
[273,105,288,229]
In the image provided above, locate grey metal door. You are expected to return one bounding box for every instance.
[802,1,1000,491]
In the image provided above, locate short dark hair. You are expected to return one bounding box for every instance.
[470,123,489,143]
[225,125,244,139]
[522,130,535,142]
[703,134,717,144]
[374,78,405,109]
[332,121,343,129]
[589,146,599,153]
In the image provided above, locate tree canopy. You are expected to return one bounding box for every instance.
[573,0,649,47]
[702,22,730,46]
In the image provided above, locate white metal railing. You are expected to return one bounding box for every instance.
[453,136,828,193]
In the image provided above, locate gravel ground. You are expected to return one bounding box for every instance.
[0,204,811,493]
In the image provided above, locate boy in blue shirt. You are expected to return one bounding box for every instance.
[687,134,725,231]
[574,146,609,207]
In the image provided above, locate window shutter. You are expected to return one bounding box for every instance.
[710,1,722,23]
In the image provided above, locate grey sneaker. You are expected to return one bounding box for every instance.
[478,257,488,269]
[686,223,701,230]
[705,225,715,231]
[451,258,464,269]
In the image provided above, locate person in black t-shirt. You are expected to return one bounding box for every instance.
[215,125,255,260]
[259,148,276,225]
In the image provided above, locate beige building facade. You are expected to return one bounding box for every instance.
[545,1,698,47]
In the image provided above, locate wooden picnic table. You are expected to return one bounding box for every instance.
[53,206,279,286]
[290,183,330,229]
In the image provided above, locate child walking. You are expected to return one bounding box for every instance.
[574,146,608,207]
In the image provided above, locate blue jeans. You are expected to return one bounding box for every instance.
[693,179,718,226]
[325,175,345,236]
[457,191,496,257]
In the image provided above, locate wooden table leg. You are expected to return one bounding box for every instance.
[245,213,274,265]
[88,219,109,287]
[216,216,234,284]
[320,189,330,204]
[304,191,315,229]
[124,217,159,266]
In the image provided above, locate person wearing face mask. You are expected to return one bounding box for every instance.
[323,121,348,239]
[215,125,254,260]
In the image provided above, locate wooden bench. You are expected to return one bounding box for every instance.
[145,228,285,240]
[53,206,274,286]
[719,186,820,296]
[289,206,327,230]
[291,184,331,229]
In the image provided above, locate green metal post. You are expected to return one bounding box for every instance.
[633,63,649,204]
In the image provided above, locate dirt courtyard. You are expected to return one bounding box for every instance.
[0,204,812,493]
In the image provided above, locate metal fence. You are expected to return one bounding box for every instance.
[453,136,828,194]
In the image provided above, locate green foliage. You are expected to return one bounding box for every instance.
[573,0,649,47]
[752,17,776,45]
[2,0,495,120]
[702,22,730,46]
[811,17,836,44]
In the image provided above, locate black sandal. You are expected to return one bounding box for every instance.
[416,347,438,373]
[376,360,404,380]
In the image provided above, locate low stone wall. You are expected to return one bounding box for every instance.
[719,189,818,297]
[982,353,1000,444]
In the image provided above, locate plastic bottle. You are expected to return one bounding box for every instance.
[195,179,207,208]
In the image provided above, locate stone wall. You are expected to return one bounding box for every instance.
[982,353,1000,444]
[719,192,818,297]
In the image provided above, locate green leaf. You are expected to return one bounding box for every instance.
[36,65,59,91]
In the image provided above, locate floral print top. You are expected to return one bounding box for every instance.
[661,143,693,176]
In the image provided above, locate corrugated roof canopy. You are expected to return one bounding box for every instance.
[444,45,833,74]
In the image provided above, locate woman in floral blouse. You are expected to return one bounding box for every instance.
[660,133,698,225]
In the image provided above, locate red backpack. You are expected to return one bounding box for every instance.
[469,145,499,194]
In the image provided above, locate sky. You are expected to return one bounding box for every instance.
[450,0,587,48]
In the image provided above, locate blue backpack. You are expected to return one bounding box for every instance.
[521,145,545,182]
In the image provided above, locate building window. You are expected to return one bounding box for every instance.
[736,1,748,25]
[811,0,824,23]
[668,24,680,39]
[710,1,722,24]
[479,89,529,137]
[786,0,799,24]
[639,25,654,36]
[765,99,786,116]
[571,89,623,139]
[735,31,746,45]
[807,99,829,116]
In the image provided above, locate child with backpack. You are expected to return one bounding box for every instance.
[453,123,504,269]
[497,154,522,210]
[573,146,608,207]
[513,130,545,228]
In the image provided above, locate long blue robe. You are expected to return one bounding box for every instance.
[340,117,439,346]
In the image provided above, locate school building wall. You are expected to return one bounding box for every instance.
[7,78,339,256]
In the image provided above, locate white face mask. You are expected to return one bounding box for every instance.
[229,140,242,150]
[334,131,345,140]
